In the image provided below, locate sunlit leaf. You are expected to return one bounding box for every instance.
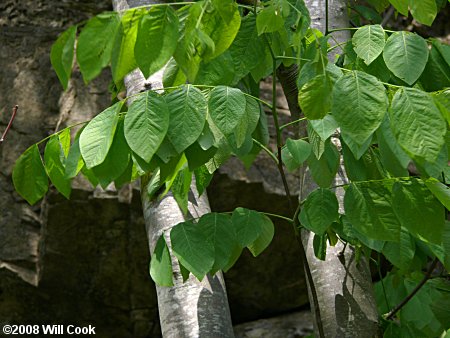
[124,91,169,163]
[13,145,48,205]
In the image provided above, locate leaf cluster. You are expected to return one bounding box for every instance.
[11,1,450,335]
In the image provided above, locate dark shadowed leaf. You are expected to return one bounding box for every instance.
[50,25,77,90]
[198,213,238,274]
[392,179,445,244]
[170,220,215,280]
[307,140,340,188]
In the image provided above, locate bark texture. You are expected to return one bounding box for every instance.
[300,1,380,337]
[113,1,234,336]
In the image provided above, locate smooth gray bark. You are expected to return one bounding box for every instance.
[299,1,380,337]
[112,1,234,337]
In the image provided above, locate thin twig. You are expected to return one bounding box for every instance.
[265,33,325,338]
[0,105,19,144]
[386,258,439,320]
[381,6,395,27]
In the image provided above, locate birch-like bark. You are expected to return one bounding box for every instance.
[300,1,380,337]
[112,1,234,337]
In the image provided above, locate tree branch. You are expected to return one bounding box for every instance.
[386,258,439,320]
[0,105,18,144]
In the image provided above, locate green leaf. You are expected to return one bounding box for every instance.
[65,136,84,179]
[342,142,383,181]
[408,0,437,26]
[234,96,261,148]
[433,90,450,126]
[170,220,214,280]
[307,140,340,188]
[341,132,373,160]
[389,0,408,16]
[174,1,240,81]
[111,9,143,84]
[247,215,274,257]
[77,12,121,83]
[160,154,187,196]
[392,179,445,244]
[81,166,99,188]
[299,74,333,120]
[114,160,135,189]
[282,138,312,172]
[150,235,173,287]
[195,51,236,86]
[171,167,192,215]
[256,4,285,35]
[163,58,187,90]
[194,165,214,196]
[382,227,416,270]
[91,119,130,188]
[229,14,266,80]
[355,54,391,82]
[383,32,429,85]
[135,6,179,78]
[44,135,71,198]
[206,0,241,60]
[58,129,71,158]
[231,208,264,248]
[425,178,450,210]
[307,122,325,159]
[352,25,385,65]
[198,213,238,274]
[389,87,446,163]
[50,25,76,90]
[344,182,400,241]
[313,234,327,260]
[309,115,338,141]
[185,142,217,172]
[13,145,48,205]
[420,40,450,92]
[124,91,169,163]
[377,115,410,176]
[209,86,246,136]
[80,101,123,168]
[166,85,207,153]
[332,70,387,149]
[300,188,339,235]
[179,260,191,282]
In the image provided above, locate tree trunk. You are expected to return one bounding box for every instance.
[279,1,380,337]
[112,1,234,337]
